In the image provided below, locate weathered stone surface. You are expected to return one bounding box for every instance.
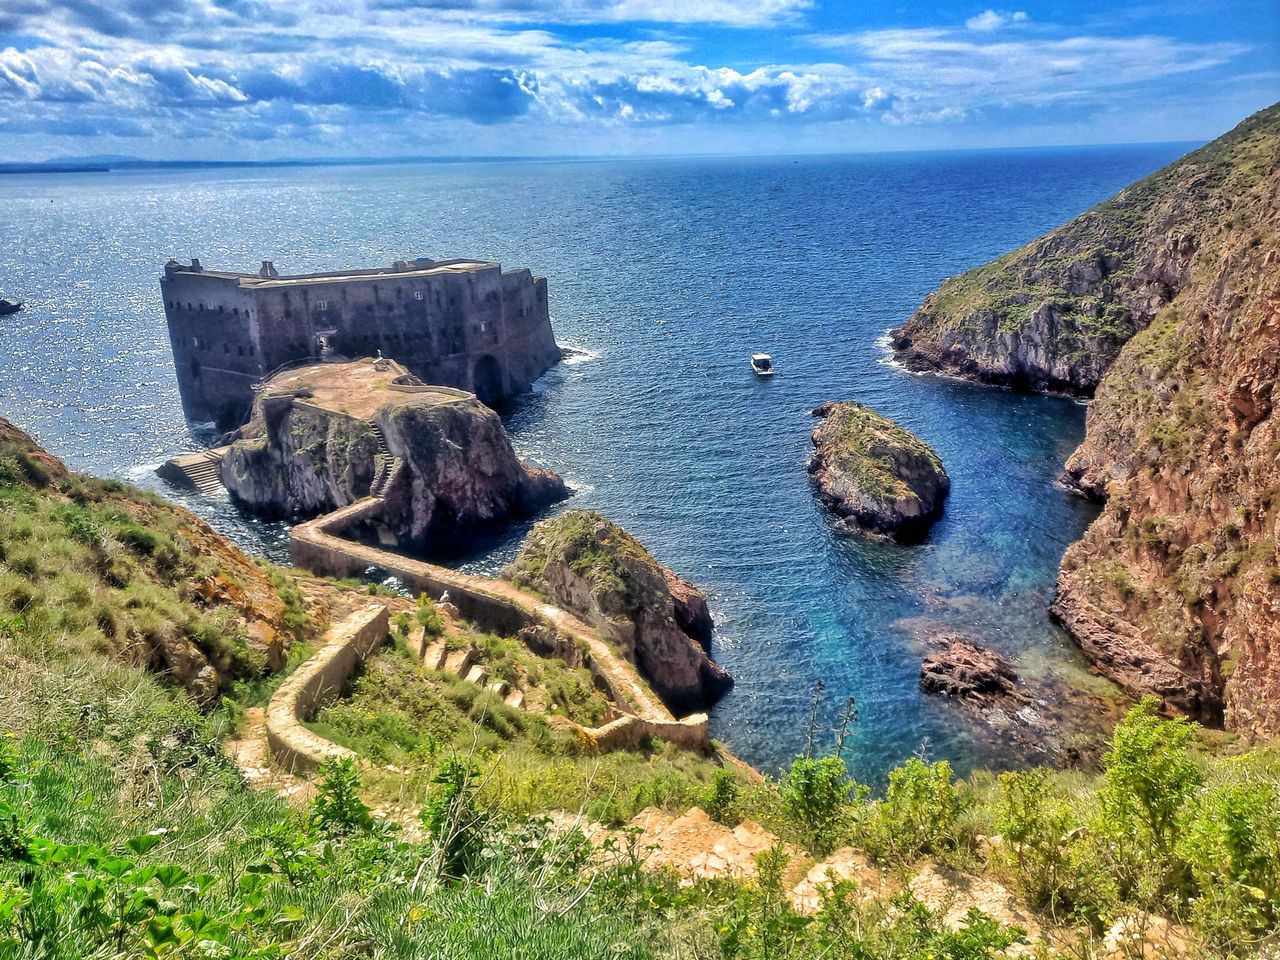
[892,104,1280,737]
[920,638,1019,703]
[808,402,949,541]
[503,509,732,715]
[221,360,568,549]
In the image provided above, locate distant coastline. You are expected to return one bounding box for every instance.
[0,140,1203,178]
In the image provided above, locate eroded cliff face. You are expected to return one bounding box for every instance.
[892,103,1280,735]
[889,108,1274,395]
[222,391,568,548]
[503,509,733,716]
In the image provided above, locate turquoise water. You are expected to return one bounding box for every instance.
[0,144,1191,780]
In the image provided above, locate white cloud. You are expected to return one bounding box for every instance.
[0,0,1255,157]
[964,10,1028,32]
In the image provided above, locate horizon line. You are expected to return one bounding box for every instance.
[0,136,1207,174]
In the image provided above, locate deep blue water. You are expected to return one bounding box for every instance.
[0,143,1192,781]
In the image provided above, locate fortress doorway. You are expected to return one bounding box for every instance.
[473,354,504,406]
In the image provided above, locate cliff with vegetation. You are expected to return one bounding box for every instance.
[895,104,1280,734]
[504,509,733,714]
[0,418,305,705]
[890,106,1277,395]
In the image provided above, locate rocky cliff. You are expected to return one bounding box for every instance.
[503,509,732,715]
[221,366,567,549]
[889,108,1276,395]
[896,104,1280,734]
[808,402,949,541]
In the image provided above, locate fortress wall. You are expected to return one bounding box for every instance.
[162,260,561,426]
[162,271,264,427]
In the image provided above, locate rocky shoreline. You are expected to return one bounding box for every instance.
[887,103,1280,737]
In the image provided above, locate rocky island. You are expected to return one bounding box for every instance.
[220,357,568,549]
[503,509,733,715]
[892,103,1280,736]
[808,401,950,541]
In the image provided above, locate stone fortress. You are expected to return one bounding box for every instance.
[161,256,561,427]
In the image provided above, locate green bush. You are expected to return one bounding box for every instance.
[1177,779,1280,953]
[780,755,858,855]
[861,757,965,863]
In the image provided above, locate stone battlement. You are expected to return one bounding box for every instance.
[161,256,561,428]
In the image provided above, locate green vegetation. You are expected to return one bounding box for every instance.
[307,638,736,824]
[1,629,1034,960]
[506,508,654,601]
[0,430,308,707]
[816,403,946,502]
[905,102,1280,359]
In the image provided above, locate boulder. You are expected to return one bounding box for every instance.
[807,402,949,541]
[503,510,732,715]
[920,637,1019,704]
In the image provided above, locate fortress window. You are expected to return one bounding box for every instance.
[218,305,225,314]
[415,291,425,301]
[186,302,193,311]
[248,346,255,356]
[233,308,239,317]
[198,303,204,312]
[316,300,329,311]
[238,346,244,356]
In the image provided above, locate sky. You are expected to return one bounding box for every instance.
[1,0,1277,161]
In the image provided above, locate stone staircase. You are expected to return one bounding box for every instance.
[367,421,403,498]
[157,447,229,494]
[417,630,526,710]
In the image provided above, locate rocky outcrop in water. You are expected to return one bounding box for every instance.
[892,103,1280,735]
[222,368,567,549]
[808,402,949,541]
[920,638,1019,704]
[918,634,1110,767]
[503,509,732,715]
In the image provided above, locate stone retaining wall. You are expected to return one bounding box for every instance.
[289,498,712,753]
[265,604,390,774]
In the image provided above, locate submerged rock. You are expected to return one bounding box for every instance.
[807,402,949,541]
[503,509,732,715]
[221,359,568,548]
[920,638,1019,704]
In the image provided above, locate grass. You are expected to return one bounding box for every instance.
[308,638,740,825]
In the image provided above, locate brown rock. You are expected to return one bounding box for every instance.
[504,509,732,715]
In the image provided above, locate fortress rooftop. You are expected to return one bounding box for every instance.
[263,358,474,421]
[164,257,498,289]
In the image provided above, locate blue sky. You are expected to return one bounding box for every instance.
[1,0,1276,161]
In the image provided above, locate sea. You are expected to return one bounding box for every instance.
[0,142,1192,782]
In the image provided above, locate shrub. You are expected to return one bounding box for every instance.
[1177,779,1280,953]
[704,768,739,825]
[421,756,484,879]
[862,757,965,863]
[780,755,857,855]
[1095,697,1203,895]
[312,756,374,834]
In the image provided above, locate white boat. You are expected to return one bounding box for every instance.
[750,353,774,376]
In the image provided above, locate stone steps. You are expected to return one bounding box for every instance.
[157,447,229,494]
